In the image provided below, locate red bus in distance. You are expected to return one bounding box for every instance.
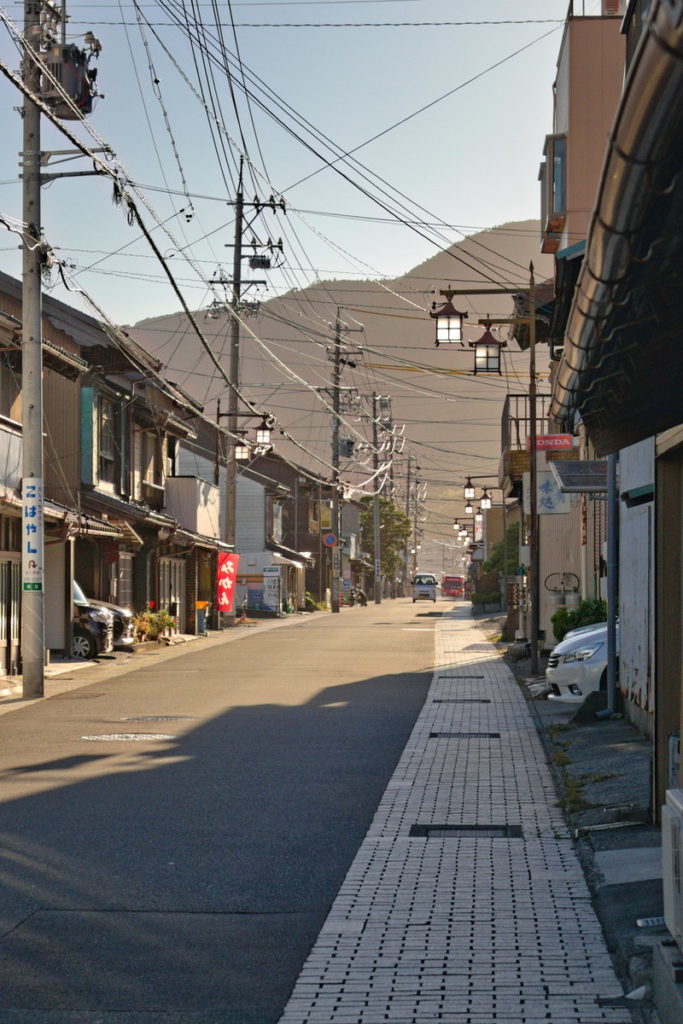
[441,575,465,598]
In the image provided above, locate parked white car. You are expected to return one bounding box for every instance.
[546,622,617,702]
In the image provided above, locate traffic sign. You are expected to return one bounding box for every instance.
[322,532,337,547]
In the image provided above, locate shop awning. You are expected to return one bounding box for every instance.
[549,461,608,494]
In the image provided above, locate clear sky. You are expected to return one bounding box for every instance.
[0,0,578,325]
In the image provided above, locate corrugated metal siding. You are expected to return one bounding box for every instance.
[44,370,81,503]
[235,477,265,551]
[177,446,214,483]
[620,503,653,710]
[619,440,655,712]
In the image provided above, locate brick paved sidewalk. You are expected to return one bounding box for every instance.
[278,607,632,1024]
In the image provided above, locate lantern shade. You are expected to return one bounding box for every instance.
[475,508,483,523]
[430,298,468,346]
[255,417,272,445]
[464,501,473,515]
[470,328,506,374]
[235,442,250,461]
[463,477,475,500]
[480,490,492,510]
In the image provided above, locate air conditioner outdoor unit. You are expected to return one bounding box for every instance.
[662,788,683,949]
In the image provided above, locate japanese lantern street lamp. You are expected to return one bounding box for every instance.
[463,477,476,500]
[430,289,467,346]
[470,321,506,375]
[464,500,474,515]
[431,263,540,677]
[480,489,492,510]
[255,416,273,446]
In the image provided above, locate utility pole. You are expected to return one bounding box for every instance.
[372,393,382,604]
[331,311,342,613]
[403,454,413,594]
[216,160,281,623]
[223,159,244,627]
[21,0,46,698]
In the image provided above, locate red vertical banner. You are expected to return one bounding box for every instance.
[216,553,240,614]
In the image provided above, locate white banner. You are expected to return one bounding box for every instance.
[22,476,44,591]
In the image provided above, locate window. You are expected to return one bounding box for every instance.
[98,395,117,485]
[142,430,163,486]
[0,358,20,420]
[540,134,567,252]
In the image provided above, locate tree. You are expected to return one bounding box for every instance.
[481,521,520,576]
[359,497,412,582]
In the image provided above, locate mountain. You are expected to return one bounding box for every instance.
[130,220,552,562]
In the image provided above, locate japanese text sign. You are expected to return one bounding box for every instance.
[216,553,240,614]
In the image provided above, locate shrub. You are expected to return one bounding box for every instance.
[471,591,501,607]
[304,591,326,612]
[133,605,176,641]
[551,598,607,642]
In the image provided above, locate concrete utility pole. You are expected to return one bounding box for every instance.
[372,393,382,604]
[21,0,46,698]
[331,311,342,613]
[403,454,413,594]
[223,159,244,627]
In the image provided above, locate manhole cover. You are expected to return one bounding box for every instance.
[121,716,195,722]
[410,824,523,839]
[81,733,176,742]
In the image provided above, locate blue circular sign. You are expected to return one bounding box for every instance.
[322,532,337,547]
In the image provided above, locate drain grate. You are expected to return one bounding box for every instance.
[439,674,484,679]
[432,698,491,704]
[410,823,523,839]
[429,731,500,739]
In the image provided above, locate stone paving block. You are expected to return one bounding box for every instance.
[277,609,632,1024]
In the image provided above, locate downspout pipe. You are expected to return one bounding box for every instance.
[596,452,619,719]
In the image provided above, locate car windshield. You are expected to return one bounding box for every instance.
[413,575,436,585]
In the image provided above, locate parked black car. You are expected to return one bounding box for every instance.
[86,595,136,649]
[73,581,114,659]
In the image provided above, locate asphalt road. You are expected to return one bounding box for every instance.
[0,599,442,1023]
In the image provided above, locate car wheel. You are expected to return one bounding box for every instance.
[73,628,97,659]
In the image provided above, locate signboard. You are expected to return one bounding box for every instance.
[526,434,573,451]
[216,553,240,613]
[22,477,44,591]
[262,565,281,613]
[523,471,570,515]
[322,532,337,547]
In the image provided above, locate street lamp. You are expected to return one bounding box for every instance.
[480,489,492,510]
[470,323,506,375]
[464,500,474,515]
[432,264,541,676]
[430,289,468,346]
[463,476,476,500]
[255,416,273,446]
